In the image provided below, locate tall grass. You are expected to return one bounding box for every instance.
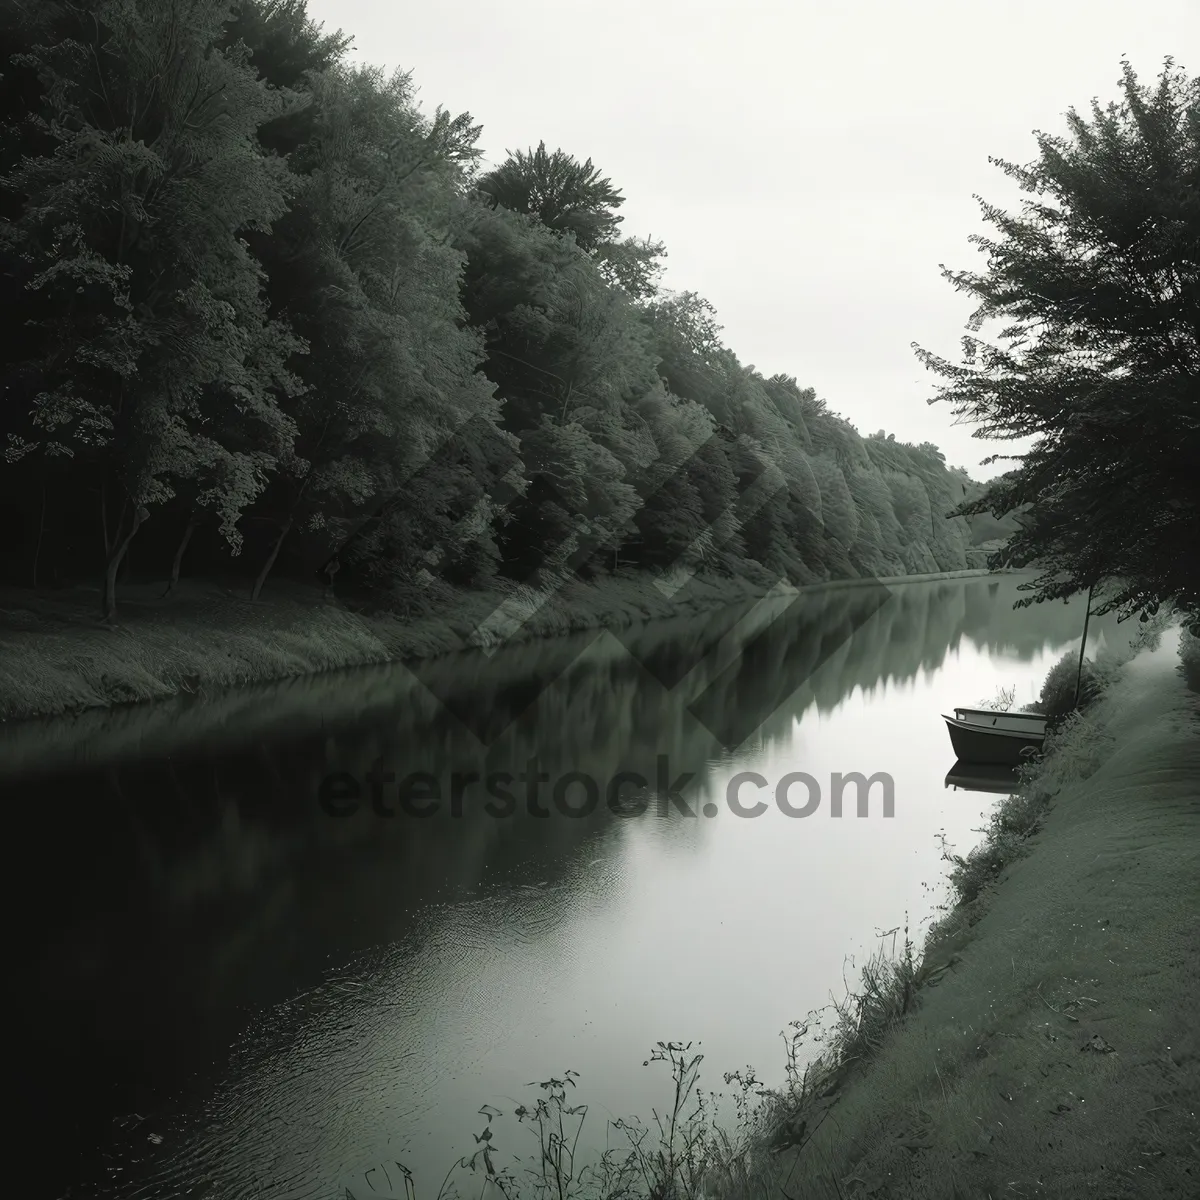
[373,1046,782,1200]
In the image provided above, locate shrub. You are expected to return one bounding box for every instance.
[1028,650,1102,726]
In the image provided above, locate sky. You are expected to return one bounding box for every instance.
[304,0,1197,480]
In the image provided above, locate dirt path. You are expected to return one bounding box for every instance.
[773,646,1200,1199]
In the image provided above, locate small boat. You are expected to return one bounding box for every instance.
[941,706,1046,766]
[944,759,1021,793]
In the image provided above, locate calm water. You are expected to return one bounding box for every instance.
[9,576,1140,1199]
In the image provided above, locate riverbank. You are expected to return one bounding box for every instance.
[0,567,1002,724]
[761,640,1200,1199]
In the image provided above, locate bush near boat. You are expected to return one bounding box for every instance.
[1023,649,1105,726]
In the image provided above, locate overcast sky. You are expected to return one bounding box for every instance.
[305,0,1197,480]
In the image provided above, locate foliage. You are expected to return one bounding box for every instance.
[1028,649,1104,725]
[1,0,306,550]
[1,0,991,616]
[475,140,626,253]
[915,58,1200,629]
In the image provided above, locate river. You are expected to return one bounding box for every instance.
[9,575,1140,1200]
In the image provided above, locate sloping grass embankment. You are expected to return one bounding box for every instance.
[0,568,997,723]
[760,642,1200,1199]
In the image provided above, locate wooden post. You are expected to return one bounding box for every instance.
[1073,582,1095,710]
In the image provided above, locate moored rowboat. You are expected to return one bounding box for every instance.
[941,706,1047,766]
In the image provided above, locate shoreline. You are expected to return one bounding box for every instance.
[0,567,1006,728]
[762,640,1200,1199]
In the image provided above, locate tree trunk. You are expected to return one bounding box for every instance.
[163,513,201,598]
[102,505,149,624]
[1073,583,1095,710]
[251,516,293,601]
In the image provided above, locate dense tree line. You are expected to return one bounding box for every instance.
[0,0,997,621]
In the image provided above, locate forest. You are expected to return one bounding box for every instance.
[0,0,1008,624]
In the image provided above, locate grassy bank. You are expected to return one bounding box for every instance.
[754,634,1200,1199]
[0,567,999,724]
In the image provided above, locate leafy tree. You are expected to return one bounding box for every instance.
[452,199,666,576]
[1,0,305,620]
[759,373,816,449]
[635,290,730,432]
[453,202,580,391]
[0,0,1006,613]
[848,468,905,575]
[220,0,351,89]
[474,140,625,252]
[495,415,639,581]
[241,62,499,596]
[594,232,668,301]
[915,57,1200,624]
[619,385,710,568]
[683,425,744,573]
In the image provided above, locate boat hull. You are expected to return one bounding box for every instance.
[943,716,1045,766]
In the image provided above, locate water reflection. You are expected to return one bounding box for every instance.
[943,760,1022,794]
[9,577,1136,1200]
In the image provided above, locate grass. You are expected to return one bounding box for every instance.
[0,573,760,722]
[0,567,998,723]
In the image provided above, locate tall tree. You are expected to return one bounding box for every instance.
[1,0,305,620]
[220,0,351,90]
[914,58,1200,624]
[241,62,499,597]
[474,140,625,252]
